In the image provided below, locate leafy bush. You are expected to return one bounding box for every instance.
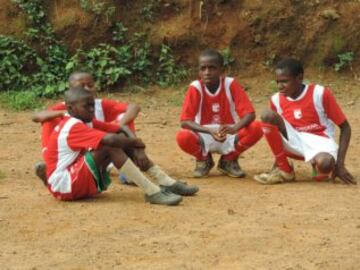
[334,51,354,72]
[0,91,42,111]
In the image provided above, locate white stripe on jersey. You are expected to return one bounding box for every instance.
[94,99,104,121]
[271,93,281,114]
[224,77,239,122]
[312,85,335,139]
[48,118,81,194]
[190,80,203,124]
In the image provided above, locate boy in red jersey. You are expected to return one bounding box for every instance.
[176,49,263,178]
[254,58,356,185]
[44,87,197,205]
[33,72,140,185]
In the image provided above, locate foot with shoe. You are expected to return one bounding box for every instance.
[193,155,214,178]
[217,157,246,178]
[145,190,183,206]
[254,163,295,184]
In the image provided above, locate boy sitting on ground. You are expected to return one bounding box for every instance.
[254,58,356,185]
[176,49,263,178]
[44,87,198,205]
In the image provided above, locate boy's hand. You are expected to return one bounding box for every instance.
[132,138,145,149]
[331,165,356,185]
[219,125,238,135]
[210,130,226,142]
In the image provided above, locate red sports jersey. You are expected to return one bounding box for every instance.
[44,116,119,198]
[270,84,346,138]
[180,77,254,125]
[42,98,128,149]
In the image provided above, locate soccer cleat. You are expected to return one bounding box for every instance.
[254,167,295,185]
[161,181,199,196]
[217,158,246,178]
[193,155,215,178]
[144,190,182,206]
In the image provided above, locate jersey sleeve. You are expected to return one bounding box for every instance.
[180,85,202,121]
[322,88,346,125]
[48,102,66,111]
[92,119,120,133]
[230,80,255,118]
[101,99,128,122]
[41,118,61,148]
[67,122,107,151]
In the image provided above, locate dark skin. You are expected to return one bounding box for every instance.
[261,69,355,184]
[67,94,153,173]
[181,55,255,142]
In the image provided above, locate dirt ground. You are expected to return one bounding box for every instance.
[0,74,359,270]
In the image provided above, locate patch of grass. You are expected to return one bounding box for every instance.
[0,91,43,111]
[0,170,6,180]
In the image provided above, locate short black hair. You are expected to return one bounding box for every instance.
[65,86,93,105]
[68,71,93,85]
[199,48,224,67]
[275,58,304,76]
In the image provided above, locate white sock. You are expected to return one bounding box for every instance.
[121,159,160,195]
[146,165,176,186]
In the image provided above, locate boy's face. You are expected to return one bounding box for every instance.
[275,68,303,97]
[68,95,95,123]
[198,56,222,87]
[72,75,96,95]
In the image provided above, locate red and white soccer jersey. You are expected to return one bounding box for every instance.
[180,77,254,125]
[42,98,129,149]
[44,116,119,200]
[270,84,346,139]
[270,84,346,161]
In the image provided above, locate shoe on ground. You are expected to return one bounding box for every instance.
[217,158,246,178]
[193,156,214,178]
[34,161,47,186]
[145,190,182,206]
[162,181,199,196]
[254,167,295,185]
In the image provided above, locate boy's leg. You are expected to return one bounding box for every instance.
[34,161,47,186]
[218,121,263,177]
[91,145,182,205]
[126,147,199,196]
[176,129,214,178]
[254,109,295,184]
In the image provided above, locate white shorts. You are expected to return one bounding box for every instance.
[282,120,338,162]
[198,125,236,156]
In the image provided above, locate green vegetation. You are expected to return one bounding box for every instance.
[0,0,187,110]
[334,51,354,72]
[221,48,235,68]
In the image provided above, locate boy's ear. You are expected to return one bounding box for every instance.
[65,103,72,113]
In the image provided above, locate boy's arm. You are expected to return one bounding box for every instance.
[332,120,356,184]
[101,133,145,149]
[219,112,255,135]
[32,110,66,123]
[117,103,140,127]
[181,120,226,142]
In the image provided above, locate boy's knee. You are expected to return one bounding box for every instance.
[260,109,278,124]
[315,153,335,174]
[176,129,197,147]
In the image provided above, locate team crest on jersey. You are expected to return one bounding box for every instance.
[212,103,220,113]
[293,109,302,119]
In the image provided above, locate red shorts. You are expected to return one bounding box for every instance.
[49,156,98,201]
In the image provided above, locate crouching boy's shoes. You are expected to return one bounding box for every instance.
[193,156,214,178]
[254,167,295,185]
[162,181,199,196]
[217,158,246,178]
[145,190,182,206]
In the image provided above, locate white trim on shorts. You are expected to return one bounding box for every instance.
[198,124,236,156]
[282,119,338,162]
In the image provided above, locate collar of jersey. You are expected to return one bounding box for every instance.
[203,79,223,97]
[285,84,309,101]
